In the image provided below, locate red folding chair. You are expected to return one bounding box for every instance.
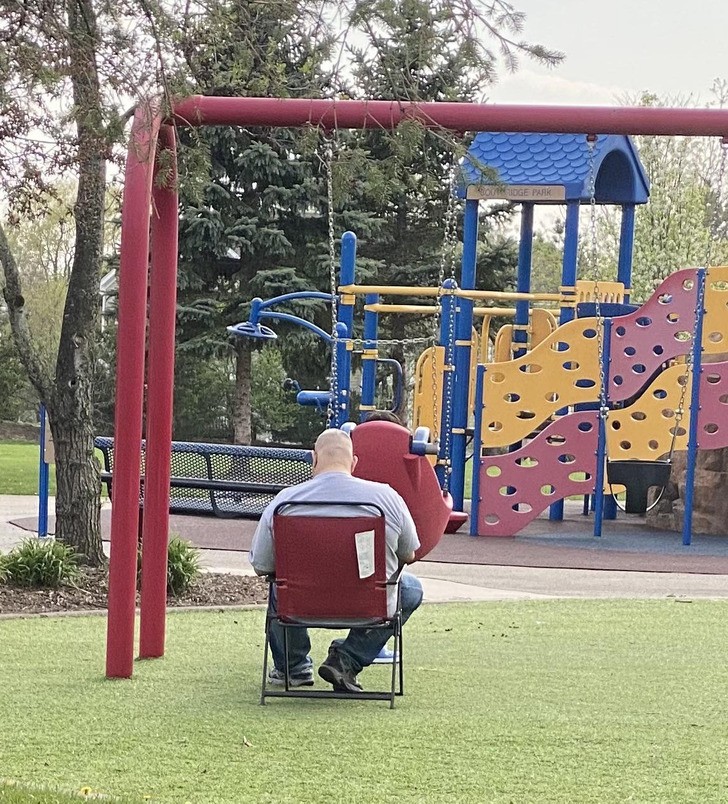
[261,501,404,708]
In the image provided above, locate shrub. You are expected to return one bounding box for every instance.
[166,536,201,596]
[2,539,80,587]
[0,552,7,583]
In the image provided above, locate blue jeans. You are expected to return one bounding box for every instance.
[267,571,424,676]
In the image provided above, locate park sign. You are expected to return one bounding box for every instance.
[466,184,566,202]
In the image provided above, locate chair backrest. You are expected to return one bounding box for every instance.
[272,502,388,622]
[351,420,452,560]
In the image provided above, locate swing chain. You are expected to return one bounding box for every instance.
[431,163,460,444]
[586,135,608,420]
[325,135,339,427]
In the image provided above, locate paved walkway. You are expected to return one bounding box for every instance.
[2,495,728,603]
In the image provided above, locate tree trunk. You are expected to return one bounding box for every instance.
[232,340,252,444]
[49,415,103,564]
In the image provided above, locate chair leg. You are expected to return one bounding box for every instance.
[261,616,271,706]
[397,617,404,696]
[283,625,290,692]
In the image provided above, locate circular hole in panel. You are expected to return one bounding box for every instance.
[563,360,580,371]
[683,278,695,291]
[653,344,664,356]
[633,364,646,374]
[611,420,622,430]
[558,453,576,464]
[578,421,594,432]
[648,439,659,450]
[515,457,538,467]
[578,379,596,388]
[550,341,570,352]
[541,485,556,496]
[619,440,632,450]
[670,426,687,437]
[504,392,521,403]
[487,421,503,432]
[490,372,505,383]
[706,373,721,384]
[675,330,692,342]
[709,331,724,343]
[631,411,647,421]
[516,410,537,420]
[615,326,626,337]
[658,293,673,304]
[653,388,668,399]
[667,312,680,324]
[484,514,500,525]
[719,394,728,404]
[583,328,597,339]
[636,316,652,327]
[711,280,728,291]
[624,346,637,356]
[661,408,675,419]
[704,423,719,434]
[499,486,517,496]
[678,374,689,387]
[545,392,560,402]
[485,466,502,477]
[512,502,532,513]
[614,376,623,386]
[519,363,543,373]
[568,471,590,482]
[546,435,566,445]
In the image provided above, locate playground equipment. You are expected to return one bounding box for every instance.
[108,96,728,679]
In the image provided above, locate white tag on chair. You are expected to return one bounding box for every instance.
[354,530,375,579]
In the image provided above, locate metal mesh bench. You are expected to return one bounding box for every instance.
[95,437,313,518]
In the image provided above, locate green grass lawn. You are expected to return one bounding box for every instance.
[2,600,728,803]
[0,441,55,496]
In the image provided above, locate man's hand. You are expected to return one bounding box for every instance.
[399,551,416,565]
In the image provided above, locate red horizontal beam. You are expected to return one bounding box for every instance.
[172,96,728,138]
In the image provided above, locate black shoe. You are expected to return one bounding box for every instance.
[318,649,363,694]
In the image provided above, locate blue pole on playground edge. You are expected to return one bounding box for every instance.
[335,232,357,427]
[38,403,50,538]
[360,293,379,420]
[513,202,534,357]
[617,204,636,302]
[683,268,706,546]
[593,318,612,538]
[450,198,480,510]
[437,278,458,491]
[469,364,486,536]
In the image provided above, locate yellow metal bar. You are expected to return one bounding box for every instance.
[339,284,441,297]
[359,404,376,411]
[455,289,565,302]
[364,303,440,315]
[473,307,517,317]
[339,293,356,305]
[455,339,472,346]
[360,349,378,359]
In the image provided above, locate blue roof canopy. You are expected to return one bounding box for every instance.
[460,132,650,204]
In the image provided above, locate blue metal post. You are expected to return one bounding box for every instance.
[513,202,534,357]
[617,204,636,303]
[360,293,379,419]
[437,278,458,491]
[38,404,49,538]
[336,232,357,427]
[549,200,581,522]
[593,318,612,538]
[469,364,486,536]
[450,198,480,509]
[683,268,706,546]
[560,200,580,325]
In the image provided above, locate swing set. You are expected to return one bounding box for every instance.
[107,97,728,679]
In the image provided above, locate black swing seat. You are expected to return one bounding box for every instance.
[607,460,672,514]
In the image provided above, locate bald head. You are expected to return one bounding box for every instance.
[312,429,357,476]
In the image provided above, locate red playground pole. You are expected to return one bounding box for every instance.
[106,103,161,679]
[109,96,728,678]
[139,124,179,659]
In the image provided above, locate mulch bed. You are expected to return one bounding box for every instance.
[0,568,268,616]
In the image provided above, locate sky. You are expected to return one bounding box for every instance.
[489,0,728,106]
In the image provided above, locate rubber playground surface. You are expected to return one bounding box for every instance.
[13,501,728,574]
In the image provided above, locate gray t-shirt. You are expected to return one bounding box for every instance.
[250,471,420,612]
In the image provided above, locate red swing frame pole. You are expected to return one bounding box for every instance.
[107,96,728,679]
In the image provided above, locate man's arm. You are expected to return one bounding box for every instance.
[391,490,420,564]
[249,507,276,575]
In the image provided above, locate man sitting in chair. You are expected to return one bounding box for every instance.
[250,428,423,693]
